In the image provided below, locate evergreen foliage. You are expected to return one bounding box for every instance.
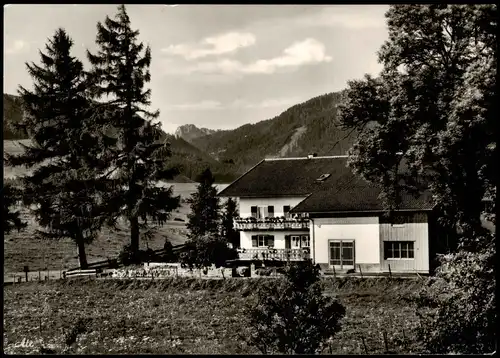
[86,4,181,254]
[186,168,220,239]
[5,28,108,268]
[2,182,27,234]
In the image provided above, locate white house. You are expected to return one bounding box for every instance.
[218,155,437,274]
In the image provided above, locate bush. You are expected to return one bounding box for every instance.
[179,234,238,269]
[246,261,345,354]
[414,235,495,354]
[161,238,178,263]
[118,245,159,266]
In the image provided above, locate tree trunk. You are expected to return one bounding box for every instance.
[76,238,88,269]
[130,216,140,254]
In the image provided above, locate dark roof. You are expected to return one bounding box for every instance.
[291,176,434,213]
[218,156,353,198]
[219,156,435,213]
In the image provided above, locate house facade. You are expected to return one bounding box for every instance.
[218,155,435,274]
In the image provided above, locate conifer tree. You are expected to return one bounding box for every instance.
[220,197,239,248]
[186,168,220,239]
[86,4,180,256]
[3,182,27,234]
[5,28,108,268]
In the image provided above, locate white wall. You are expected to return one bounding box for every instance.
[312,217,380,265]
[239,197,307,217]
[240,230,309,249]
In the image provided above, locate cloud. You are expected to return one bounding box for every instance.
[163,38,332,76]
[297,5,388,30]
[162,32,256,60]
[5,40,29,54]
[165,97,300,111]
[242,38,332,74]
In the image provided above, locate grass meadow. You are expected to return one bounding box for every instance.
[3,277,429,355]
[4,139,229,273]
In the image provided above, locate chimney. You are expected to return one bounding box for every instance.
[307,153,318,159]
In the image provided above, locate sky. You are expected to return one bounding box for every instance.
[3,4,390,134]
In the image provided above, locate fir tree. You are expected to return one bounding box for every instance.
[186,168,220,239]
[3,182,27,234]
[5,28,108,268]
[86,4,180,256]
[220,197,239,248]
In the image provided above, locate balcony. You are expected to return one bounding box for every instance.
[236,248,310,261]
[234,217,310,231]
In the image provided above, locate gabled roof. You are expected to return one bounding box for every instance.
[218,155,435,213]
[218,156,352,198]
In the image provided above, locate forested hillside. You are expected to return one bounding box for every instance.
[5,91,359,181]
[190,91,358,174]
[2,93,237,183]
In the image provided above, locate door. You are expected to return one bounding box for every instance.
[329,240,355,270]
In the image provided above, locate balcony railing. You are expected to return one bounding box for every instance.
[236,248,310,261]
[234,217,310,231]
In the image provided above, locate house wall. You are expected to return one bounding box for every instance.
[379,212,429,273]
[312,217,380,271]
[240,230,310,249]
[239,197,307,217]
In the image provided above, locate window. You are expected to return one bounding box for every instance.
[251,206,274,219]
[290,235,310,248]
[252,235,275,248]
[316,173,331,182]
[301,235,310,247]
[283,205,291,218]
[384,241,414,259]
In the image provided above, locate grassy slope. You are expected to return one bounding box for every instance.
[3,277,428,355]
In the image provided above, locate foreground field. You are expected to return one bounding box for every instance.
[3,277,428,354]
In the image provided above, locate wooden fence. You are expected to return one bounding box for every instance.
[64,243,187,274]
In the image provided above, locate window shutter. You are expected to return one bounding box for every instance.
[268,206,274,217]
[267,236,274,248]
[251,235,258,247]
[251,206,257,218]
[285,235,291,249]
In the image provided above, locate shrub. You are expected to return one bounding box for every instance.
[119,244,158,266]
[180,234,238,269]
[414,235,495,354]
[246,261,345,354]
[161,238,178,263]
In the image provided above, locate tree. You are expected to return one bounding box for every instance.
[5,28,108,268]
[247,261,345,354]
[186,168,220,239]
[3,182,27,234]
[338,5,496,353]
[86,4,180,256]
[338,4,496,250]
[220,197,239,248]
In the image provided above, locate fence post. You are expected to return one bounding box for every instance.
[333,266,336,279]
[402,328,408,351]
[388,264,392,279]
[39,270,41,281]
[361,335,369,354]
[358,264,364,279]
[382,329,389,353]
